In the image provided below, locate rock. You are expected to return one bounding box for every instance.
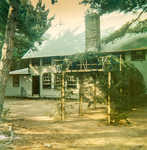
[44,143,52,148]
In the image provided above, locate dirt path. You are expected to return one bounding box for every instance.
[1,99,147,150]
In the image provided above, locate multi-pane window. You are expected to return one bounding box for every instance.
[13,75,19,87]
[32,58,40,66]
[42,57,51,66]
[67,75,77,89]
[131,51,145,61]
[42,73,51,89]
[54,73,62,89]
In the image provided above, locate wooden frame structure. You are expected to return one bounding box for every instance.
[58,54,122,124]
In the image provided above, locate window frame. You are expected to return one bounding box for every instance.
[66,75,77,89]
[131,51,145,61]
[42,73,52,89]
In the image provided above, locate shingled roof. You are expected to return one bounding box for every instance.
[22,32,147,59]
[9,68,30,75]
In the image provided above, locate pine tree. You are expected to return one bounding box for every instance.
[0,0,53,118]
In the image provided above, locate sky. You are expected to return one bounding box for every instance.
[34,0,146,32]
[31,0,147,38]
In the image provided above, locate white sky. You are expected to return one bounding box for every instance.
[32,0,147,36]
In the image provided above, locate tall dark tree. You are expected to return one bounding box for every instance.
[0,0,53,118]
[0,0,18,118]
[0,0,54,70]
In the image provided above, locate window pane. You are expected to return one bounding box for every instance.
[67,75,77,89]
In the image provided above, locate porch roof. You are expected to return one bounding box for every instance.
[9,68,30,75]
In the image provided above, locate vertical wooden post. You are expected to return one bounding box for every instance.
[119,54,123,100]
[61,71,65,120]
[107,72,111,125]
[79,75,83,116]
[93,74,97,109]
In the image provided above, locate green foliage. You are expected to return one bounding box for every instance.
[0,0,8,33]
[16,0,52,42]
[0,0,54,70]
[102,17,147,44]
[0,0,9,52]
[128,19,147,33]
[99,60,146,124]
[81,0,147,14]
[51,0,58,4]
[102,22,131,44]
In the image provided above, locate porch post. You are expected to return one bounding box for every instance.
[61,71,65,120]
[79,75,83,116]
[93,74,97,109]
[107,71,111,125]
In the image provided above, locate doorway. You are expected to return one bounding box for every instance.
[32,76,40,95]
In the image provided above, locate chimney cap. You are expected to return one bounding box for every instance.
[86,8,100,15]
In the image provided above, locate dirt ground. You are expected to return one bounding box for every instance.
[0,98,147,150]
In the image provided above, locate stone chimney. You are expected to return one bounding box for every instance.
[85,9,101,52]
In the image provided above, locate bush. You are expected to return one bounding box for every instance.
[98,61,146,124]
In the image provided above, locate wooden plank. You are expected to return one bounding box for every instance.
[61,71,65,120]
[107,72,111,125]
[93,75,97,109]
[65,69,103,73]
[79,76,83,116]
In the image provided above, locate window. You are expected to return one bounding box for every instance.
[67,75,77,89]
[42,73,51,89]
[13,75,19,87]
[131,51,145,61]
[54,73,62,89]
[32,58,40,66]
[42,57,51,66]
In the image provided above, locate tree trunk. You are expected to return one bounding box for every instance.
[0,5,17,118]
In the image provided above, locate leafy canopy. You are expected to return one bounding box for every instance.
[81,0,147,14]
[0,0,54,69]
